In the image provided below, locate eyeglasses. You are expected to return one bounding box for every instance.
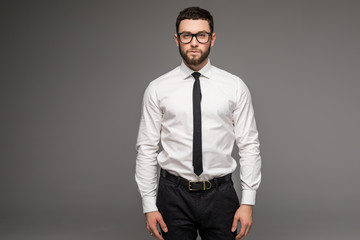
[177,32,212,44]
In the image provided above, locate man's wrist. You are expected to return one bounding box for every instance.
[240,204,253,209]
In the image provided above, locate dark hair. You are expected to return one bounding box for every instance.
[176,7,214,34]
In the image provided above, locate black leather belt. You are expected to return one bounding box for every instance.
[160,169,232,191]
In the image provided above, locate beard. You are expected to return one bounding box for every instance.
[179,45,211,66]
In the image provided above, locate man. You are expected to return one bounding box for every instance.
[135,6,261,240]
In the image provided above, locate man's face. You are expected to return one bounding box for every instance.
[175,19,216,69]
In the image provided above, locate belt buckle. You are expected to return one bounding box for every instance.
[188,181,197,191]
[204,180,212,190]
[188,180,212,191]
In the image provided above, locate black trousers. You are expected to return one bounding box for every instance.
[156,172,239,240]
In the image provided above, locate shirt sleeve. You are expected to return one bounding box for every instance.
[232,79,262,205]
[135,81,162,213]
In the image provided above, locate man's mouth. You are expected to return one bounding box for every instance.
[189,50,200,54]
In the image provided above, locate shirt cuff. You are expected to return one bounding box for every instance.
[142,196,158,213]
[240,189,256,205]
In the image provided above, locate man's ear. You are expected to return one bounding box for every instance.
[210,33,216,47]
[174,34,180,47]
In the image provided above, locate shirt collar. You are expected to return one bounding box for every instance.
[180,59,213,80]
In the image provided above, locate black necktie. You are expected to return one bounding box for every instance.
[192,72,203,176]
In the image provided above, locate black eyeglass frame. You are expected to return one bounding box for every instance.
[177,32,213,44]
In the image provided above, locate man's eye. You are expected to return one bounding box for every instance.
[183,34,191,38]
[198,33,206,38]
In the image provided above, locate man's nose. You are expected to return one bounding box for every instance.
[190,36,199,47]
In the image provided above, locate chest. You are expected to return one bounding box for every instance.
[158,80,236,120]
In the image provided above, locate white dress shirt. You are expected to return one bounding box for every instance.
[135,60,261,213]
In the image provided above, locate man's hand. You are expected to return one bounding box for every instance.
[231,204,253,239]
[145,211,168,240]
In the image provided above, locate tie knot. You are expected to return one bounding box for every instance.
[192,72,201,80]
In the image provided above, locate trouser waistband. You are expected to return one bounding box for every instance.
[160,169,232,191]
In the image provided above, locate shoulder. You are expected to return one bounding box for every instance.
[211,65,249,92]
[149,66,181,87]
[142,65,181,100]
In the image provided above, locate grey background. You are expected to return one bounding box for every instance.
[1,0,359,239]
